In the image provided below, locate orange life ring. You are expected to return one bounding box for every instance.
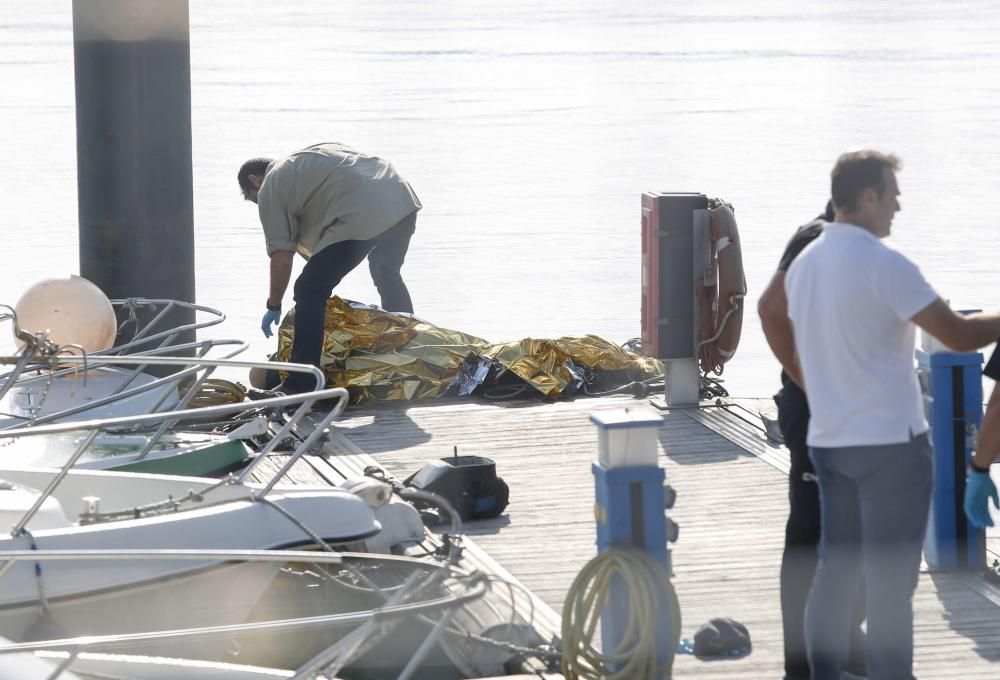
[695,201,746,375]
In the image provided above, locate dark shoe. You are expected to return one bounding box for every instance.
[246,387,283,401]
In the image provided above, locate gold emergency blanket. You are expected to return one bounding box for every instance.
[275,297,664,402]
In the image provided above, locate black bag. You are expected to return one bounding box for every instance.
[404,455,509,523]
[693,617,751,657]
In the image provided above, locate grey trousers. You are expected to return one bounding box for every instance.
[805,433,933,680]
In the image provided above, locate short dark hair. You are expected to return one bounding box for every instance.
[830,150,900,212]
[237,157,273,193]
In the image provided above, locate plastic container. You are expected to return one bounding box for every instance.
[589,409,663,468]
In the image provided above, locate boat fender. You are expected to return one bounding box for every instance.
[364,498,426,554]
[339,477,392,508]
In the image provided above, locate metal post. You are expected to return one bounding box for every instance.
[590,409,679,676]
[73,0,195,347]
[917,330,986,570]
[641,192,710,406]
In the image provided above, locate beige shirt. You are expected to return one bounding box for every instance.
[257,142,421,258]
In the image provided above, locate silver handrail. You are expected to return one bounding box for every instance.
[0,388,347,535]
[0,299,227,378]
[0,357,347,535]
[0,548,343,565]
[0,338,247,385]
[0,300,235,427]
[0,549,344,580]
[102,298,227,354]
[0,574,486,655]
[0,357,332,439]
[1,339,250,428]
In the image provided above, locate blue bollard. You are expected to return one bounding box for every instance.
[590,409,678,674]
[917,347,986,570]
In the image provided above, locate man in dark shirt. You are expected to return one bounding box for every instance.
[759,202,867,680]
[967,344,1000,526]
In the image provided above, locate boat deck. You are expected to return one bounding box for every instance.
[253,394,1000,679]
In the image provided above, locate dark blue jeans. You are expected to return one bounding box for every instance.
[283,211,416,391]
[805,433,933,680]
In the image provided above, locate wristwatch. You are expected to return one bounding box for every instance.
[265,299,281,312]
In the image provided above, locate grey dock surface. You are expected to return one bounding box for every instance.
[253,394,1000,679]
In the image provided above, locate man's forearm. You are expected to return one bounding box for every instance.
[974,384,1000,469]
[268,250,295,308]
[762,316,804,388]
[916,301,1000,353]
[959,312,1000,352]
[758,270,804,389]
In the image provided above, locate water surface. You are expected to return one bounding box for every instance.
[3,1,1000,398]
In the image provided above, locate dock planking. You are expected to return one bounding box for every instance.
[252,394,1000,678]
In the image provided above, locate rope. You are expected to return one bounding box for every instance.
[696,292,746,377]
[14,529,51,615]
[561,547,680,680]
[78,475,237,525]
[180,378,247,408]
[117,298,141,344]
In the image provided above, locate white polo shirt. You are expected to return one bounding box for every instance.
[785,222,938,448]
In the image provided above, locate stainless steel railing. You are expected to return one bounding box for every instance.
[0,355,347,536]
[0,551,486,680]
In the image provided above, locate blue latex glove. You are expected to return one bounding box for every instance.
[964,469,999,528]
[261,308,281,338]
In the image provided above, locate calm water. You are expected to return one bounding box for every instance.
[3,0,1000,398]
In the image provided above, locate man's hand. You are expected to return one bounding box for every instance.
[964,468,999,528]
[261,308,282,338]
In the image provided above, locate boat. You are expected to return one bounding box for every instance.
[0,383,433,664]
[0,632,313,679]
[0,305,549,676]
[1,427,253,476]
[0,298,248,422]
[0,298,307,477]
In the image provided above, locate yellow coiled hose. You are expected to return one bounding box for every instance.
[561,546,681,680]
[181,378,247,408]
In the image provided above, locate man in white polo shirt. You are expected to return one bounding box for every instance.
[784,149,1000,680]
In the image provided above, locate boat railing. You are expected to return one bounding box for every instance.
[0,337,252,427]
[0,357,347,535]
[0,299,239,411]
[0,297,227,368]
[0,550,486,680]
[103,297,227,356]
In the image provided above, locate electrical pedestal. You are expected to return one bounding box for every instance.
[590,409,679,676]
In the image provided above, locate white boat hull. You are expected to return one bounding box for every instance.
[0,491,379,605]
[0,560,280,662]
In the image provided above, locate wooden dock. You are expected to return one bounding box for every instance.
[257,394,1000,679]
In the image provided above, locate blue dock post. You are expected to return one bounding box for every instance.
[589,409,679,676]
[917,340,986,570]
